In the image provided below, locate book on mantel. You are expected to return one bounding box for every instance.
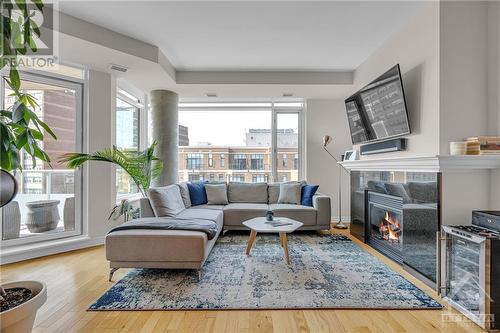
[466,136,500,155]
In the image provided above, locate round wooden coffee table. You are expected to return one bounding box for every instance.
[242,217,303,265]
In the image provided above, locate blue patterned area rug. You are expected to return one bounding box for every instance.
[89,233,442,310]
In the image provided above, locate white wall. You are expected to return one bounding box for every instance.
[306,99,351,221]
[439,1,489,154]
[352,2,440,159]
[85,69,118,238]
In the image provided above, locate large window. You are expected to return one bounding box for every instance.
[1,69,84,246]
[115,90,142,197]
[175,101,303,183]
[186,153,203,169]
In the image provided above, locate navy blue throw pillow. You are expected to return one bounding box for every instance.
[187,181,208,206]
[301,184,319,207]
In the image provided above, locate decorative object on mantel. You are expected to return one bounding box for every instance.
[343,149,359,161]
[466,136,500,155]
[449,141,467,155]
[322,135,349,229]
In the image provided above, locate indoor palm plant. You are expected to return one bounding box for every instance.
[1,1,55,332]
[59,142,163,222]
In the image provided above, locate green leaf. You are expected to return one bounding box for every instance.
[12,102,27,122]
[15,130,28,149]
[9,68,20,90]
[31,0,44,11]
[30,128,43,140]
[37,118,57,139]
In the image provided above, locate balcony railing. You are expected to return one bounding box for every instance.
[2,169,77,240]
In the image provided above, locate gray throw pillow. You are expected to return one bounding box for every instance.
[148,185,186,217]
[205,183,229,205]
[176,182,192,208]
[277,182,302,205]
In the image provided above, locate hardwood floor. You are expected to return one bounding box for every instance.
[1,229,485,333]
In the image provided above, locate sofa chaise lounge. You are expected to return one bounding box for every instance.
[106,182,331,280]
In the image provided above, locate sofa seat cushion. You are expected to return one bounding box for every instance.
[175,208,223,225]
[188,204,225,211]
[106,229,210,263]
[223,203,269,226]
[270,204,317,226]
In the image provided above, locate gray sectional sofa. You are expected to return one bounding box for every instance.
[105,182,331,280]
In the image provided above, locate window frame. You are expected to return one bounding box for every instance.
[0,69,85,248]
[115,87,145,201]
[177,100,305,183]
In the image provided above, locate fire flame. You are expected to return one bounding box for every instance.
[379,211,401,242]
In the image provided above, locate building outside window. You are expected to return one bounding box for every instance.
[220,154,225,167]
[294,153,299,170]
[186,153,203,169]
[209,174,215,182]
[252,175,267,183]
[219,174,225,182]
[189,174,201,182]
[282,154,288,167]
[232,154,247,170]
[251,154,264,170]
[230,174,245,182]
[208,153,213,167]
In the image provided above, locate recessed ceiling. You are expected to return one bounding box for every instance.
[59,1,424,71]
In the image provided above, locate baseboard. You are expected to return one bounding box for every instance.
[0,235,105,265]
[331,216,351,223]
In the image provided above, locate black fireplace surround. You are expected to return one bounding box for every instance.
[350,171,441,285]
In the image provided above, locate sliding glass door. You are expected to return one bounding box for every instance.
[1,71,83,246]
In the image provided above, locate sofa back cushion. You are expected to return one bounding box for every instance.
[187,181,208,206]
[278,182,302,205]
[148,185,185,217]
[205,183,229,205]
[176,182,192,208]
[267,183,281,204]
[227,182,268,203]
[268,181,306,204]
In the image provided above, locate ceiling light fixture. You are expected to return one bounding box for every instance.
[283,93,294,97]
[206,93,217,98]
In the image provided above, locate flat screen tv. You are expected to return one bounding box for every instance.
[344,64,410,145]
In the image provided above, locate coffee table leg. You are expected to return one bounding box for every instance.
[279,232,291,265]
[246,230,257,255]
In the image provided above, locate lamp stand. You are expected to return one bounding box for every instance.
[323,147,349,229]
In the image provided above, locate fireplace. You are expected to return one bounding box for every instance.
[367,192,404,264]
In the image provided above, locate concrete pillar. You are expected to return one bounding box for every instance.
[150,90,178,186]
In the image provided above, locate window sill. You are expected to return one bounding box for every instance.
[0,235,105,264]
[116,193,143,205]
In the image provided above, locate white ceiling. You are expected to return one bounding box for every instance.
[59,1,424,71]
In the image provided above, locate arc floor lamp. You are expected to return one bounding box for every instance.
[322,135,349,229]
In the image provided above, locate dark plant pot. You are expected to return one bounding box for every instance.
[0,170,18,208]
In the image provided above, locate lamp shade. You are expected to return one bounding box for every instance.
[322,135,332,147]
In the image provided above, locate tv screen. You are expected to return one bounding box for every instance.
[344,64,410,145]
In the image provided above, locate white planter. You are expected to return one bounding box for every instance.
[0,281,47,333]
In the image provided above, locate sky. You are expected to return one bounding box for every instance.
[179,111,298,146]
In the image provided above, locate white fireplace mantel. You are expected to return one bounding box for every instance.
[339,155,500,172]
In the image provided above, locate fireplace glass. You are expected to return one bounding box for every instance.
[367,191,404,262]
[369,203,403,253]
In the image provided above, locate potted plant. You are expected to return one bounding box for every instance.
[1,1,55,332]
[60,142,163,222]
